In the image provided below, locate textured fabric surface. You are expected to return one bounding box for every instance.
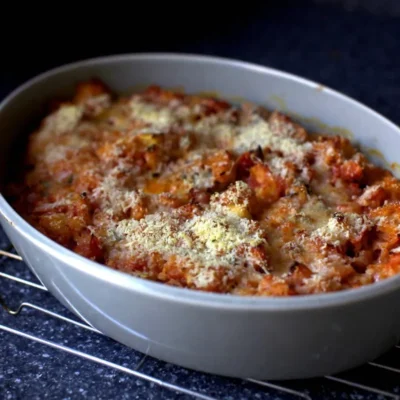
[313,0,400,15]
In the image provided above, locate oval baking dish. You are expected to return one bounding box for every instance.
[1,53,400,381]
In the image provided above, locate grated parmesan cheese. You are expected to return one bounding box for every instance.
[43,135,91,164]
[357,184,383,206]
[233,115,312,163]
[312,217,350,246]
[268,156,291,179]
[91,175,142,217]
[211,181,253,218]
[39,105,83,138]
[191,268,216,288]
[83,94,111,117]
[34,197,73,212]
[112,205,267,269]
[129,98,177,131]
[311,212,373,247]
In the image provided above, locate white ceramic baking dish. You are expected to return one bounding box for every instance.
[1,53,400,381]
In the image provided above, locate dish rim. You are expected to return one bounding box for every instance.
[1,52,400,311]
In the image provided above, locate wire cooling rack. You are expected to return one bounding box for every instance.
[1,243,400,400]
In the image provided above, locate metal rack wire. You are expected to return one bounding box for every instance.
[1,247,400,400]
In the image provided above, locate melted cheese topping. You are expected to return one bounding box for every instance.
[11,82,400,297]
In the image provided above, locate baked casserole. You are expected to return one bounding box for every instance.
[7,80,400,296]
